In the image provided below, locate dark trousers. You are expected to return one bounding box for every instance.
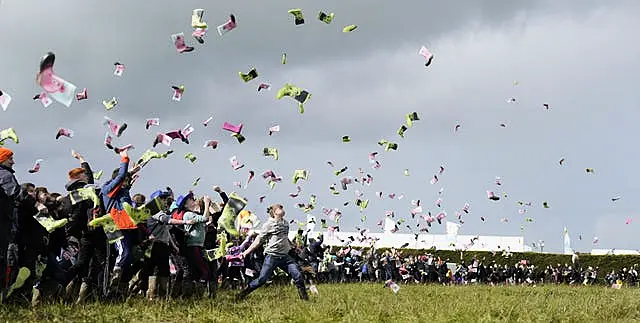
[184,246,208,281]
[207,259,218,297]
[207,258,218,282]
[142,241,170,278]
[0,212,17,294]
[0,237,8,292]
[75,230,107,284]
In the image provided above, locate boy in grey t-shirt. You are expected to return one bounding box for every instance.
[236,204,308,301]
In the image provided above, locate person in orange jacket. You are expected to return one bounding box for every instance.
[101,150,137,295]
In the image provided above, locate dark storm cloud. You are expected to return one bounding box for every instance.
[0,1,639,252]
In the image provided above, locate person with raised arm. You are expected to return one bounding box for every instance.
[100,150,136,296]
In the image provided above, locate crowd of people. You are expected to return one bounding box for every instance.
[0,147,311,306]
[0,146,633,308]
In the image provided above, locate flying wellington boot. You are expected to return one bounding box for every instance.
[406,112,420,127]
[288,9,304,25]
[191,9,207,29]
[0,128,19,145]
[317,11,334,24]
[239,68,258,83]
[4,268,31,300]
[292,169,309,184]
[218,193,247,237]
[262,147,279,160]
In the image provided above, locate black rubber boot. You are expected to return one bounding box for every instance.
[207,281,217,299]
[235,287,252,302]
[297,286,309,301]
[181,280,194,299]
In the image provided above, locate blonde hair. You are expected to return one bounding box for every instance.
[267,204,282,217]
[196,198,205,214]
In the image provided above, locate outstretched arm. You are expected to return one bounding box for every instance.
[203,196,212,225]
[241,236,263,258]
[72,150,94,184]
[239,233,256,250]
[241,220,274,258]
[213,186,229,203]
[102,151,130,194]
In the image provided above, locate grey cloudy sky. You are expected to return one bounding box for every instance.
[1,0,639,252]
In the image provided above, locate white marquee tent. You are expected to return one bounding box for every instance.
[287,231,526,252]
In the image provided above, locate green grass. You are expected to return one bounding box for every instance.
[2,284,640,322]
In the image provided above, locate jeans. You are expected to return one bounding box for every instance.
[247,254,305,292]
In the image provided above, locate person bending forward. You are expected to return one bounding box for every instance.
[236,204,308,301]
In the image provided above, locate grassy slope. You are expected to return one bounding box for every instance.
[2,284,640,322]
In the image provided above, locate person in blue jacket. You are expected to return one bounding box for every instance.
[101,150,139,296]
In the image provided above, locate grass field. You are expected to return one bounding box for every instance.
[2,284,640,322]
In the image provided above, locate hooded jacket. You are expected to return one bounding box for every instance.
[64,162,95,239]
[0,164,20,243]
[0,164,19,199]
[0,167,41,253]
[101,156,135,230]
